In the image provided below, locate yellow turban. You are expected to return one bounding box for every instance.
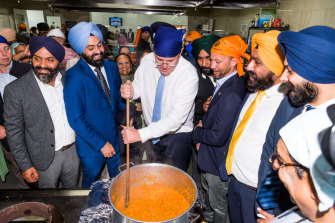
[251,30,285,76]
[185,31,202,41]
[0,28,16,42]
[211,35,250,76]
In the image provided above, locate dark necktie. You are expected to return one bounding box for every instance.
[257,105,316,210]
[95,67,111,104]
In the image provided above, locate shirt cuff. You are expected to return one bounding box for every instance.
[138,127,152,143]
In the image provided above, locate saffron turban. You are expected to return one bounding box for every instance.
[19,24,26,30]
[68,22,103,55]
[29,36,65,63]
[0,28,16,42]
[192,35,220,60]
[153,26,183,58]
[278,26,335,84]
[211,35,250,76]
[0,35,9,46]
[185,31,202,41]
[251,30,285,76]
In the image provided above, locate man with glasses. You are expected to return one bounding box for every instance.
[121,26,198,171]
[256,26,335,222]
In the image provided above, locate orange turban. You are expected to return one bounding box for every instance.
[185,31,202,41]
[19,24,26,30]
[251,30,285,76]
[0,28,16,42]
[211,35,250,76]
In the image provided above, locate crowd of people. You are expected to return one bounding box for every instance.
[0,20,334,223]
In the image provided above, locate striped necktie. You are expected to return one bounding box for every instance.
[95,67,111,104]
[226,91,266,174]
[152,75,165,144]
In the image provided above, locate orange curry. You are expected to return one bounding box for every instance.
[114,182,190,222]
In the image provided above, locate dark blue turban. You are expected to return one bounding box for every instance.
[278,26,335,84]
[0,35,9,45]
[29,36,65,63]
[141,26,150,33]
[153,26,183,58]
[150,22,176,40]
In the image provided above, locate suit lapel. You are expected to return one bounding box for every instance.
[210,74,236,105]
[27,71,53,122]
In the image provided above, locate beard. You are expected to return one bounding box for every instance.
[286,81,318,107]
[82,52,104,68]
[246,70,275,93]
[33,65,59,84]
[200,66,211,76]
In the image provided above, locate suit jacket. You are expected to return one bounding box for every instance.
[127,31,134,43]
[63,58,125,157]
[193,69,215,126]
[0,60,31,126]
[4,70,65,171]
[192,74,247,176]
[256,97,303,214]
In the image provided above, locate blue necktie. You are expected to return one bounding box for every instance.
[152,75,165,144]
[306,104,315,111]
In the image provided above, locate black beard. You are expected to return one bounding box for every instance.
[82,52,104,68]
[286,81,318,107]
[33,65,59,84]
[246,70,275,93]
[200,66,211,76]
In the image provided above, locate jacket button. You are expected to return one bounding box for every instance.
[51,144,54,147]
[50,130,54,133]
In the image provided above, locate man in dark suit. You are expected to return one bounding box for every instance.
[64,22,125,188]
[4,36,79,189]
[127,28,134,43]
[256,26,335,222]
[191,35,248,223]
[0,35,31,188]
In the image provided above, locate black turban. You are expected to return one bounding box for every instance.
[37,22,49,31]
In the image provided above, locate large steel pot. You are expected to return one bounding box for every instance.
[108,163,197,223]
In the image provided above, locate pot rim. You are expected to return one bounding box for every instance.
[108,163,198,223]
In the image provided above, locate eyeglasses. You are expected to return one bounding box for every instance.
[269,151,301,170]
[153,55,178,67]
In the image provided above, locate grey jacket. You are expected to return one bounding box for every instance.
[4,70,64,171]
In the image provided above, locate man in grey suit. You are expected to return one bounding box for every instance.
[4,36,79,188]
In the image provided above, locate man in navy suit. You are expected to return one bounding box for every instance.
[256,26,335,222]
[191,35,249,223]
[64,22,125,188]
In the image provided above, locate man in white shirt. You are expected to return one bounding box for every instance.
[219,31,286,222]
[121,26,198,171]
[4,36,79,188]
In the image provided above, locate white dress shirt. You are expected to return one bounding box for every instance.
[35,73,75,151]
[231,83,286,188]
[132,52,199,143]
[0,61,16,99]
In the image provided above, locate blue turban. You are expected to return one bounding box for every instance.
[150,22,176,40]
[153,26,183,58]
[29,36,65,63]
[141,26,150,33]
[68,22,103,55]
[278,26,335,84]
[0,35,9,46]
